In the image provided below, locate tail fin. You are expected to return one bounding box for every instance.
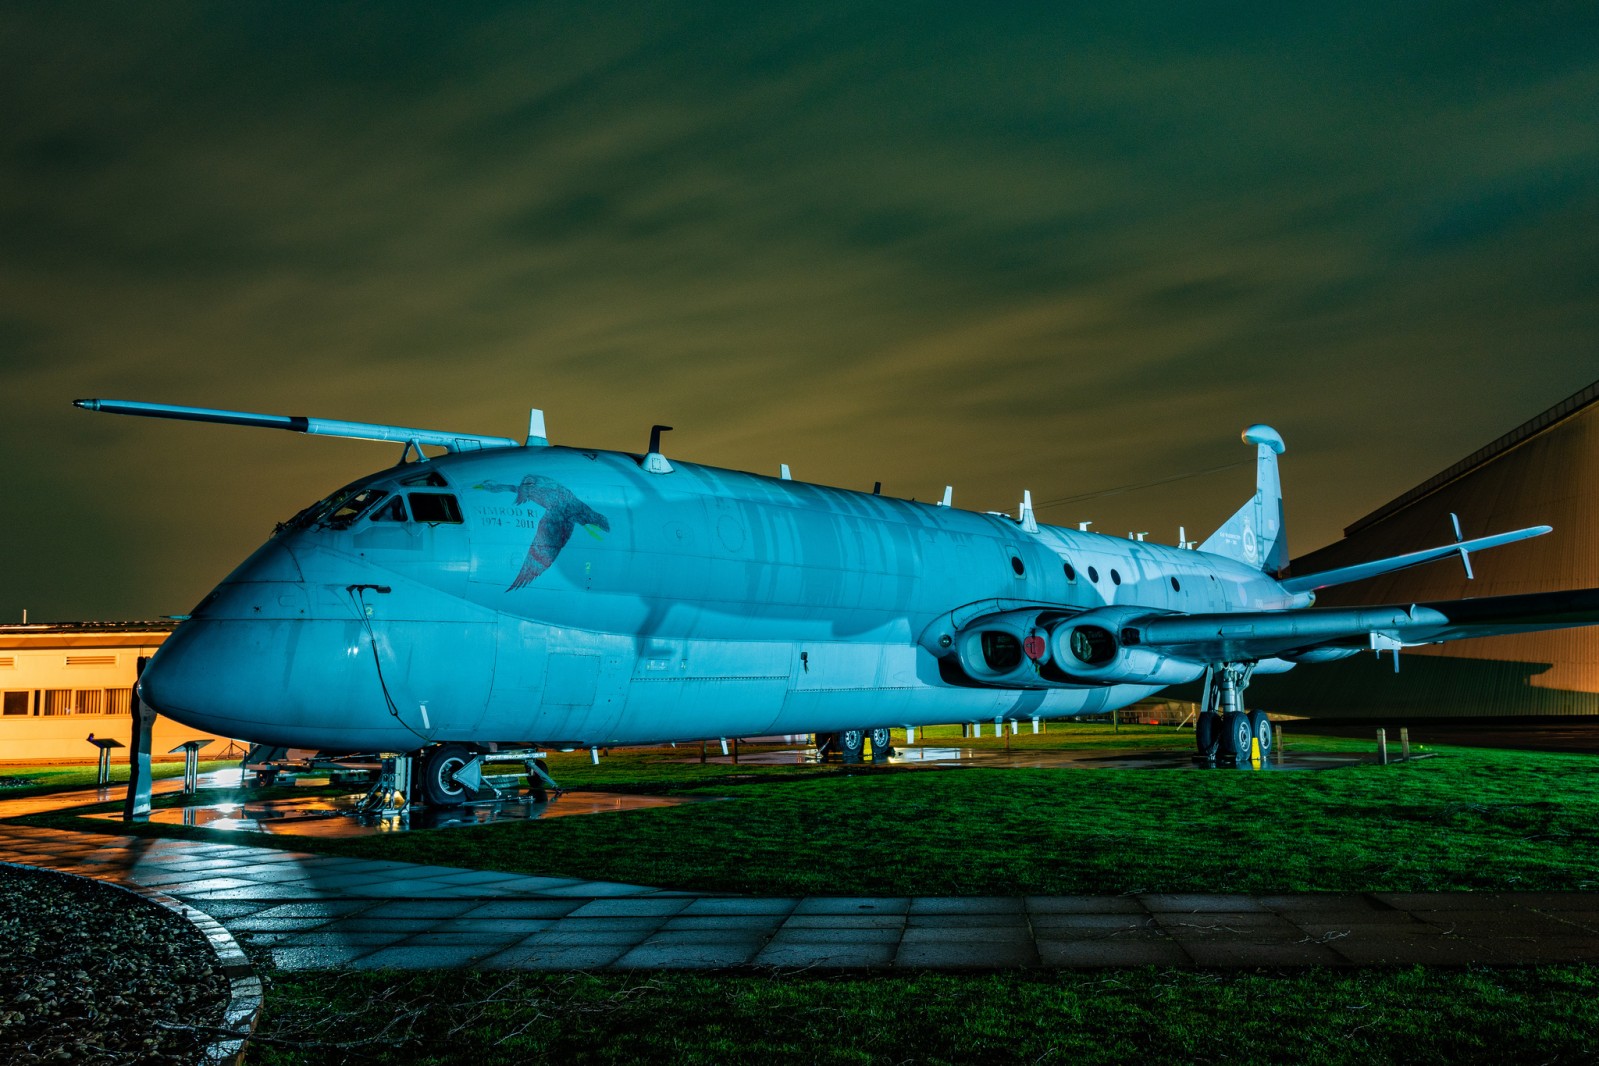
[1199,425,1287,574]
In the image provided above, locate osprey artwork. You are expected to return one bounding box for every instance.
[475,475,610,590]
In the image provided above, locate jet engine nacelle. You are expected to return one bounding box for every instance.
[1047,606,1206,687]
[952,608,1053,687]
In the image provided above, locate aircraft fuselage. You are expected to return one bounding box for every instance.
[142,445,1299,752]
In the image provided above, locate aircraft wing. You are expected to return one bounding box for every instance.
[1125,587,1599,664]
[1278,525,1550,594]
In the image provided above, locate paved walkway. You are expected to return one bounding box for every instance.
[4,823,1599,971]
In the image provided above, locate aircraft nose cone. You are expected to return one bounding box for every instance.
[138,619,247,740]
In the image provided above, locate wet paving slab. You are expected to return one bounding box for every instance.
[3,821,1599,971]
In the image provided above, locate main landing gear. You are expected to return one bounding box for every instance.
[816,727,895,764]
[1194,664,1272,764]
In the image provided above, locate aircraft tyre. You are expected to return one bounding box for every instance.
[1195,712,1220,759]
[1249,710,1272,758]
[837,728,865,764]
[418,743,473,808]
[1222,712,1253,761]
[869,727,893,761]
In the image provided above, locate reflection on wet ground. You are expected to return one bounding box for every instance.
[80,787,706,837]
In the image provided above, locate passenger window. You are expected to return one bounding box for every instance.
[370,496,407,523]
[1110,569,1122,586]
[409,493,463,524]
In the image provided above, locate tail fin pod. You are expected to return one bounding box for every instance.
[1199,424,1288,574]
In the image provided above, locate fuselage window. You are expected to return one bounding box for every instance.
[1063,562,1076,581]
[324,489,387,530]
[1010,556,1025,577]
[1087,566,1099,583]
[370,496,408,523]
[400,469,450,488]
[1110,569,1122,586]
[409,493,463,524]
[1171,577,1181,592]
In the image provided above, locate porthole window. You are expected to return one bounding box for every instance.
[1171,577,1181,592]
[1087,566,1099,583]
[1010,556,1025,576]
[1063,562,1076,581]
[1110,569,1122,586]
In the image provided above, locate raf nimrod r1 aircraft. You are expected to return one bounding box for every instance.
[76,399,1599,806]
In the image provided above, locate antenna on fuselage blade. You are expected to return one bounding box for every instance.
[72,399,521,455]
[526,409,548,447]
[643,425,674,474]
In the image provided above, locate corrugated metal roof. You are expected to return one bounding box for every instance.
[1346,378,1599,536]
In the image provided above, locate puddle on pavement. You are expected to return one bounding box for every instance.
[85,789,707,837]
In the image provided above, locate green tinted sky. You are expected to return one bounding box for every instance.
[4,3,1596,619]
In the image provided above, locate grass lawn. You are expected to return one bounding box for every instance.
[15,725,1599,895]
[0,759,236,797]
[251,966,1599,1065]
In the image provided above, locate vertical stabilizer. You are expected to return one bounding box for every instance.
[1198,425,1288,574]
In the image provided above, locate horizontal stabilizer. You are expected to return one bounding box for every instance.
[1279,525,1550,594]
[74,399,520,454]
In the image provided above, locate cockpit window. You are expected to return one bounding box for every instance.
[281,480,369,532]
[408,493,463,524]
[400,469,449,488]
[324,489,387,530]
[369,496,408,523]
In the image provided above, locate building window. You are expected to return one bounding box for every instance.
[42,690,74,716]
[105,688,133,714]
[2,692,27,716]
[75,689,106,715]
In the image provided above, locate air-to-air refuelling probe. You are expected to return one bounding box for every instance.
[77,399,1599,806]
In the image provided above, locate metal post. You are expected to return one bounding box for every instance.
[906,725,916,744]
[1273,724,1283,756]
[732,738,739,765]
[1031,717,1040,734]
[1400,727,1410,762]
[701,739,707,764]
[1377,728,1389,766]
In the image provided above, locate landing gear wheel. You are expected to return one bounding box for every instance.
[418,743,473,808]
[1222,712,1253,761]
[837,729,865,764]
[1249,710,1272,758]
[1195,712,1220,760]
[254,770,278,787]
[869,727,893,760]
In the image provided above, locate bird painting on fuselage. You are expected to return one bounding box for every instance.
[476,475,611,589]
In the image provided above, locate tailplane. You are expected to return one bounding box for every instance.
[1199,425,1288,575]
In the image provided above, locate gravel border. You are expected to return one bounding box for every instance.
[0,861,262,1066]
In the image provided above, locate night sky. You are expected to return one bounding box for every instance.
[4,3,1596,621]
